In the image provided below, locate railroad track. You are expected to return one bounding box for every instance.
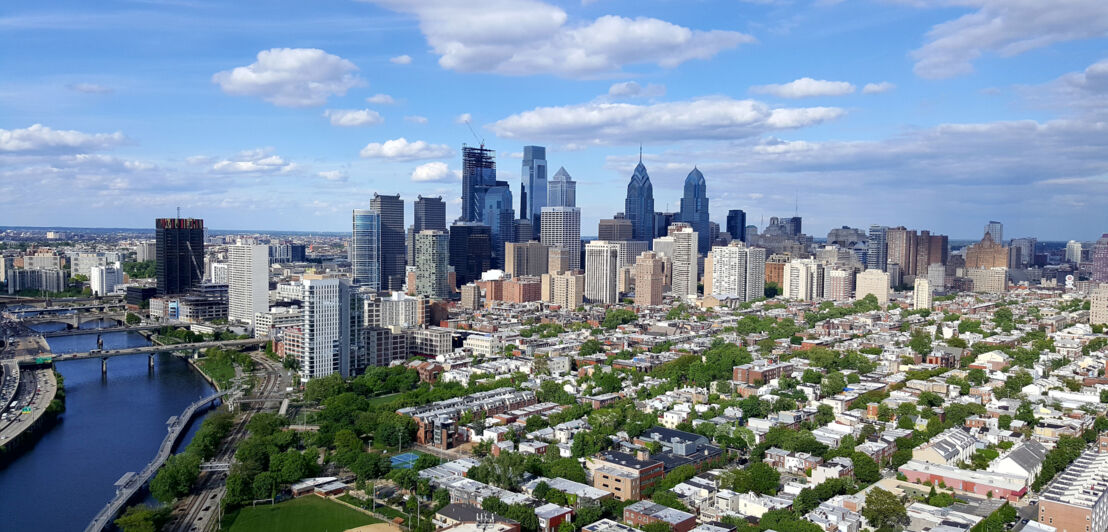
[166,355,284,532]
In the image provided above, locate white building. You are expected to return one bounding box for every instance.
[540,207,582,271]
[669,224,698,299]
[613,240,648,270]
[585,240,620,304]
[709,241,765,302]
[548,271,585,308]
[379,291,420,328]
[464,334,502,358]
[299,275,342,381]
[927,263,945,291]
[210,262,229,284]
[855,269,890,306]
[783,259,824,301]
[228,243,270,328]
[253,307,303,339]
[1066,240,1083,264]
[913,277,932,310]
[135,241,157,262]
[90,262,124,296]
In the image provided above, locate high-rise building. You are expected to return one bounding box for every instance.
[414,195,447,232]
[268,242,306,264]
[540,207,582,271]
[1066,240,1083,264]
[521,146,548,232]
[913,277,932,311]
[668,223,698,299]
[228,243,269,328]
[415,230,450,300]
[965,232,1009,270]
[547,166,576,208]
[478,181,515,269]
[155,218,204,296]
[550,271,585,308]
[298,275,342,381]
[505,241,549,278]
[460,283,482,310]
[614,241,648,270]
[135,241,157,262]
[461,143,496,222]
[709,242,765,302]
[984,221,1003,244]
[1092,235,1108,283]
[783,259,825,301]
[90,262,124,297]
[726,210,747,243]
[633,251,666,307]
[351,209,381,288]
[625,160,655,243]
[598,218,634,241]
[679,167,710,252]
[371,193,405,291]
[927,263,945,291]
[548,247,571,275]
[1009,237,1036,269]
[585,240,620,304]
[210,262,228,284]
[856,269,890,306]
[654,212,676,239]
[1091,285,1108,326]
[968,267,1007,294]
[449,222,492,287]
[513,218,533,243]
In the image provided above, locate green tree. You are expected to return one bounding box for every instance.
[114,505,170,532]
[579,338,605,356]
[863,488,908,530]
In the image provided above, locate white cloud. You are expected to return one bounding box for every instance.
[489,97,844,145]
[359,137,453,160]
[750,77,855,98]
[608,81,666,99]
[211,148,297,174]
[317,170,349,181]
[1020,57,1108,116]
[362,0,755,77]
[366,93,397,104]
[390,54,412,64]
[455,113,472,124]
[0,124,124,153]
[862,81,896,94]
[68,83,113,94]
[323,108,384,127]
[909,0,1108,79]
[410,161,454,182]
[405,115,429,124]
[212,48,363,107]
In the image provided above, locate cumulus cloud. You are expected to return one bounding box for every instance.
[862,82,896,94]
[0,124,124,153]
[909,0,1108,79]
[359,137,452,160]
[405,115,429,124]
[361,0,754,77]
[410,161,454,182]
[608,81,666,99]
[366,93,397,104]
[317,170,349,181]
[750,77,855,98]
[489,97,844,145]
[390,54,413,64]
[68,83,113,94]
[212,48,363,107]
[1023,57,1108,115]
[324,108,385,127]
[211,148,297,173]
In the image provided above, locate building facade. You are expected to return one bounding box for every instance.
[709,242,766,302]
[678,168,710,252]
[540,207,582,271]
[585,241,620,305]
[156,217,204,296]
[625,161,655,244]
[228,243,269,328]
[415,230,450,300]
[371,194,406,291]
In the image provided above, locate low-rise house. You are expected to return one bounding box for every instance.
[435,503,521,532]
[624,501,697,532]
[912,427,978,466]
[898,460,1028,501]
[586,451,665,501]
[811,457,854,485]
[986,440,1047,483]
[522,477,613,508]
[536,503,574,532]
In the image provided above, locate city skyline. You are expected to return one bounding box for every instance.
[3,1,1108,240]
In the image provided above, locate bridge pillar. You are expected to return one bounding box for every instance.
[101,357,108,375]
[149,354,155,370]
[70,313,79,329]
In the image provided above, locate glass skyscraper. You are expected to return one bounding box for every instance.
[867,225,888,272]
[625,160,655,244]
[155,217,204,296]
[548,166,576,208]
[461,144,496,222]
[351,209,380,288]
[679,167,710,252]
[521,145,547,233]
[371,194,405,291]
[726,209,746,242]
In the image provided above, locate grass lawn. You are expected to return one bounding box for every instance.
[366,393,400,408]
[226,496,381,532]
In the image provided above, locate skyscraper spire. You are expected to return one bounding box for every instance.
[639,144,642,163]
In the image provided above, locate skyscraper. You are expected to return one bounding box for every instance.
[965,232,1009,269]
[585,240,620,304]
[505,241,549,278]
[625,160,655,243]
[985,221,1003,244]
[461,144,496,222]
[414,230,450,300]
[1066,240,1083,264]
[478,181,515,269]
[633,251,666,307]
[669,223,698,298]
[547,167,576,208]
[351,209,381,289]
[679,167,710,252]
[1093,234,1108,283]
[598,218,634,241]
[521,146,548,232]
[913,277,932,311]
[228,242,269,328]
[155,217,204,296]
[414,195,446,232]
[866,225,887,272]
[540,207,582,271]
[856,269,890,306]
[449,222,492,287]
[885,227,916,277]
[371,194,405,291]
[783,259,824,301]
[294,275,344,381]
[726,210,747,243]
[709,241,765,302]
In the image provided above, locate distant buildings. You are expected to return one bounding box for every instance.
[783,259,824,301]
[521,146,548,232]
[633,251,666,307]
[1092,285,1108,326]
[965,231,1009,270]
[505,241,549,278]
[156,217,204,296]
[548,270,585,308]
[968,267,1007,294]
[540,207,582,271]
[547,166,576,208]
[414,196,447,232]
[913,277,932,310]
[855,269,890,306]
[708,241,765,302]
[678,168,709,252]
[867,225,887,272]
[585,241,620,305]
[1093,234,1108,283]
[668,224,698,299]
[599,218,634,242]
[984,220,1003,244]
[726,209,746,243]
[625,160,655,244]
[415,230,450,300]
[450,222,492,287]
[90,263,123,297]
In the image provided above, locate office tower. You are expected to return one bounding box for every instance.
[928,234,949,267]
[633,251,665,307]
[856,269,890,306]
[298,275,342,381]
[783,259,824,301]
[599,218,634,241]
[547,271,584,308]
[913,277,932,311]
[709,242,766,302]
[866,225,887,272]
[614,241,648,270]
[415,230,450,300]
[371,193,405,291]
[625,160,655,243]
[1066,241,1083,264]
[652,234,676,262]
[914,230,933,277]
[654,212,676,239]
[478,181,515,269]
[90,263,123,297]
[414,195,446,232]
[1093,234,1108,283]
[460,283,482,310]
[887,262,902,288]
[585,240,620,304]
[885,227,917,276]
[968,267,1008,293]
[540,207,582,271]
[505,241,549,278]
[984,221,1003,244]
[1009,237,1036,269]
[513,218,533,243]
[726,210,747,243]
[547,166,576,208]
[965,232,1009,269]
[155,218,204,296]
[461,144,496,222]
[210,262,228,284]
[826,269,854,302]
[521,146,548,232]
[134,241,157,262]
[927,263,945,291]
[679,168,710,252]
[449,222,492,287]
[548,247,571,275]
[228,243,269,328]
[1091,285,1108,326]
[351,209,381,289]
[666,223,698,298]
[269,242,306,264]
[0,255,12,284]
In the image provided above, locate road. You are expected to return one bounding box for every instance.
[39,338,268,363]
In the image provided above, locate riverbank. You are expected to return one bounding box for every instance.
[0,369,64,467]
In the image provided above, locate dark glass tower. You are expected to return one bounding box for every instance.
[155,218,204,296]
[679,167,710,252]
[726,209,746,243]
[625,160,655,244]
[521,145,547,233]
[461,144,496,222]
[449,222,492,287]
[371,193,405,291]
[414,195,446,232]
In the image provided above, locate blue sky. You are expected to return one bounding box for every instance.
[2,0,1107,240]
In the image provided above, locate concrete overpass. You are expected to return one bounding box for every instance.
[23,310,127,329]
[35,338,268,374]
[40,324,162,338]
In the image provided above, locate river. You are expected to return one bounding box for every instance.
[0,322,216,531]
